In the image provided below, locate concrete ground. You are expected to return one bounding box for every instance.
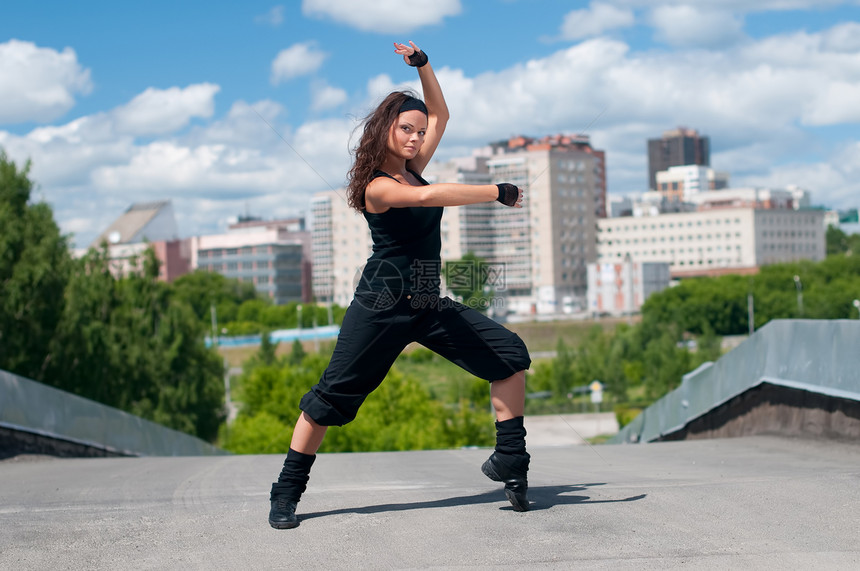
[524,413,619,446]
[1,435,858,570]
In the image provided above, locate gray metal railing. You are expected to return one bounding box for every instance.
[0,369,227,456]
[611,319,860,443]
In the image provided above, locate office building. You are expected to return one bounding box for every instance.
[86,200,190,282]
[655,165,729,202]
[690,187,801,211]
[191,217,311,304]
[597,208,826,278]
[90,200,179,248]
[587,259,671,315]
[648,127,710,191]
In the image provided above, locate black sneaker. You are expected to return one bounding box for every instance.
[269,497,299,529]
[482,451,530,512]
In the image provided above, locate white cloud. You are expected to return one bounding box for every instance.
[7,13,860,248]
[365,74,400,103]
[394,25,857,204]
[738,141,860,207]
[615,0,849,13]
[560,2,635,40]
[111,84,220,136]
[0,39,92,124]
[649,5,745,47]
[271,42,327,84]
[822,22,860,52]
[187,99,287,147]
[255,5,285,26]
[310,80,348,111]
[803,82,860,125]
[302,0,461,33]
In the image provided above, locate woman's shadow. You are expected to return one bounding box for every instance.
[299,483,646,521]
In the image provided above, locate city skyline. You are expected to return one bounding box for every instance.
[2,0,859,248]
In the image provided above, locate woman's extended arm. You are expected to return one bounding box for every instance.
[366,177,523,212]
[393,41,449,175]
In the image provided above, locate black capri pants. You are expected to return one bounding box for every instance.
[299,290,532,426]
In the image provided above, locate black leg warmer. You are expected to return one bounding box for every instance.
[483,417,531,511]
[270,448,316,502]
[494,416,527,455]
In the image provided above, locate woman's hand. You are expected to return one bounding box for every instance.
[496,183,524,208]
[394,41,427,67]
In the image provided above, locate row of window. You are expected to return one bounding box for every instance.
[560,270,586,281]
[206,268,297,285]
[762,243,818,252]
[556,174,587,185]
[760,215,819,225]
[602,245,743,257]
[202,261,273,270]
[603,218,742,232]
[199,246,272,258]
[558,159,588,172]
[602,232,741,246]
[598,252,743,267]
[761,230,817,239]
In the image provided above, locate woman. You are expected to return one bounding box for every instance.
[269,41,532,529]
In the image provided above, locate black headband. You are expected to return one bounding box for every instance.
[399,96,428,115]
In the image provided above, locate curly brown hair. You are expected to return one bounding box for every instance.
[347,90,421,211]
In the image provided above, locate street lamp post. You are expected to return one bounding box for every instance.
[793,275,803,317]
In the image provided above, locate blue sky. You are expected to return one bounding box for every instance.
[2,0,859,247]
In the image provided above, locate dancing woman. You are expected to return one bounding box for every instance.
[269,41,532,529]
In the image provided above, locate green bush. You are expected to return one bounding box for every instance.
[614,404,643,428]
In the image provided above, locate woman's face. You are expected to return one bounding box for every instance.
[388,110,427,160]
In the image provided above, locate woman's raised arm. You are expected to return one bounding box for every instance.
[393,41,449,175]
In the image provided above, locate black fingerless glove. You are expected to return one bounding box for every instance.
[407,50,428,67]
[496,183,519,207]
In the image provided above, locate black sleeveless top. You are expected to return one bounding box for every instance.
[356,169,443,296]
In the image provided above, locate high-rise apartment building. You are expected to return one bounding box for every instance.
[310,191,372,307]
[309,134,604,314]
[425,134,602,314]
[648,127,710,191]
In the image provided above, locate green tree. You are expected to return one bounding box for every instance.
[0,150,71,381]
[172,270,259,324]
[826,225,849,256]
[551,337,575,398]
[443,252,492,312]
[288,339,306,367]
[258,330,280,366]
[45,247,226,441]
[222,355,494,454]
[642,327,691,401]
[237,299,270,324]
